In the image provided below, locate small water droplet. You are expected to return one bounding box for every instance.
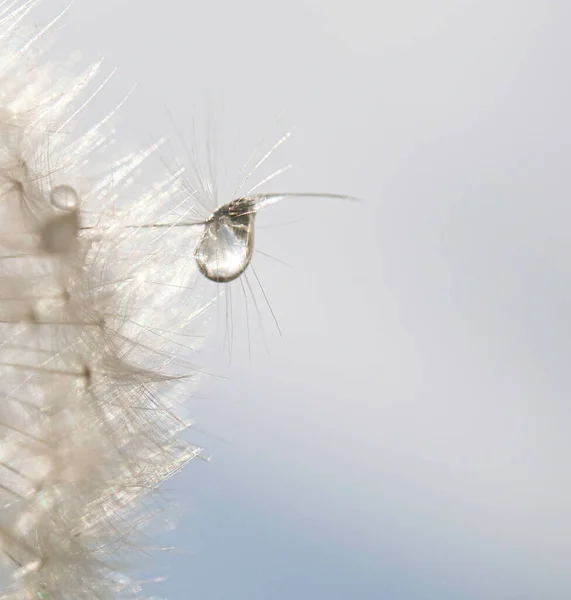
[194,198,256,283]
[50,185,78,210]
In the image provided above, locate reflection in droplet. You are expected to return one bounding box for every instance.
[194,198,255,283]
[50,184,78,210]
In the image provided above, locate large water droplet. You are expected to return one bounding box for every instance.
[194,198,255,283]
[192,193,356,283]
[50,184,78,210]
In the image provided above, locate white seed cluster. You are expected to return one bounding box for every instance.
[0,2,210,598]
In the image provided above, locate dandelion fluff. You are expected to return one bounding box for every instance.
[0,2,210,597]
[0,1,356,596]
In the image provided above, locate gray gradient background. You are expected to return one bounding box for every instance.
[36,0,571,598]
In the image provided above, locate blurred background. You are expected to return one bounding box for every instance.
[34,0,571,598]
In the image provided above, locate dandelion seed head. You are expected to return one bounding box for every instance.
[0,1,211,597]
[0,0,355,593]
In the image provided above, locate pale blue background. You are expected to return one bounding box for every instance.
[35,1,571,598]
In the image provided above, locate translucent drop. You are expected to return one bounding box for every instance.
[192,192,356,282]
[50,184,78,210]
[194,198,255,283]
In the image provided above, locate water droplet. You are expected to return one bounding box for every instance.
[194,198,255,283]
[192,193,355,283]
[50,184,78,210]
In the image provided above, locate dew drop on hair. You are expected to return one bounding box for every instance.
[193,193,355,283]
[194,199,255,283]
[50,184,78,210]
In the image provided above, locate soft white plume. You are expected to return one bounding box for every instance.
[0,1,211,597]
